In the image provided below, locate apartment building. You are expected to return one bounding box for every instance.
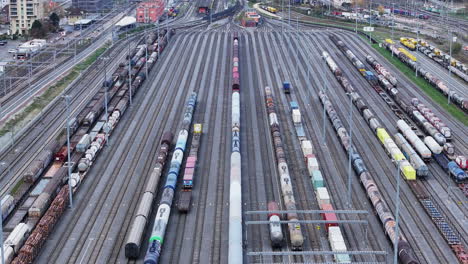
[72,0,112,13]
[9,0,47,35]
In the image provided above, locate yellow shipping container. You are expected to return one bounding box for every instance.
[385,39,394,44]
[194,123,203,134]
[402,165,416,180]
[376,128,390,144]
[400,37,407,42]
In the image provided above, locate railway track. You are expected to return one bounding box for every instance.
[40,29,191,263]
[312,31,461,263]
[275,30,387,263]
[0,37,137,200]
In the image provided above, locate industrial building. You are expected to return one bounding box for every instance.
[136,0,165,23]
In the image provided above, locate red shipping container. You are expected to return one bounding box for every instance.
[321,203,338,231]
[233,72,239,79]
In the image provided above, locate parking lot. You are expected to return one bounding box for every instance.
[0,39,22,63]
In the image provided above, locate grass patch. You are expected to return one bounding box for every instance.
[11,180,24,196]
[371,43,468,126]
[0,45,109,137]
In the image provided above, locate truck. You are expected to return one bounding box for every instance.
[283,82,291,94]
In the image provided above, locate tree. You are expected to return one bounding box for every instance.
[30,20,45,38]
[50,12,60,28]
[377,5,385,15]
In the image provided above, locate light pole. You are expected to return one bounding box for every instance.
[64,95,73,208]
[448,31,453,77]
[393,160,402,264]
[391,3,395,57]
[355,1,358,33]
[346,92,353,208]
[101,57,110,146]
[0,162,6,264]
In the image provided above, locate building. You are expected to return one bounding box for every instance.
[1,0,9,9]
[9,0,48,35]
[0,5,9,24]
[64,6,85,25]
[115,16,136,31]
[136,0,165,23]
[72,0,112,13]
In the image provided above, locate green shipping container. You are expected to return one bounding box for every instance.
[311,170,324,190]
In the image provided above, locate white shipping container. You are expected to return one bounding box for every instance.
[316,187,330,207]
[307,157,319,176]
[301,140,313,156]
[331,240,347,251]
[292,109,301,123]
[328,226,345,243]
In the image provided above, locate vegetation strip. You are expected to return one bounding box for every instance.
[371,43,468,126]
[0,44,109,137]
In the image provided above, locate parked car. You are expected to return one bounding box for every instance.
[0,40,7,46]
[8,49,16,53]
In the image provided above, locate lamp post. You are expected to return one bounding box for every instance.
[0,161,6,264]
[393,160,402,264]
[63,95,73,208]
[101,57,110,146]
[346,92,353,208]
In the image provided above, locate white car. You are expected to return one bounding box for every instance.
[8,49,17,53]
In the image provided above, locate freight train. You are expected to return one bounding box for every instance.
[288,101,350,262]
[10,29,175,264]
[144,93,197,264]
[229,31,243,264]
[178,123,202,212]
[264,86,304,250]
[383,40,467,111]
[125,132,172,258]
[318,91,419,264]
[322,50,416,180]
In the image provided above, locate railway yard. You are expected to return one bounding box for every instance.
[0,2,467,264]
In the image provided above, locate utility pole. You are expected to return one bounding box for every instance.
[128,41,132,105]
[392,3,395,57]
[355,1,358,33]
[448,31,453,77]
[393,160,401,264]
[64,95,73,208]
[369,0,372,43]
[347,93,353,207]
[102,57,109,146]
[0,162,10,264]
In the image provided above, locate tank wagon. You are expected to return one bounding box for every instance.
[125,132,173,258]
[144,93,197,264]
[322,50,416,180]
[383,41,467,111]
[319,91,419,264]
[264,86,304,250]
[10,28,174,264]
[229,31,243,264]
